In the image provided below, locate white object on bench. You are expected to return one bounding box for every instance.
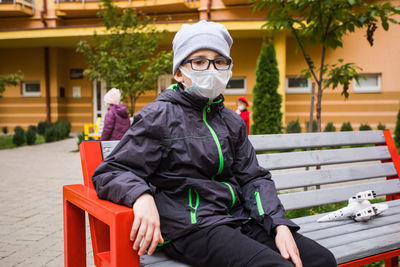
[317,190,389,222]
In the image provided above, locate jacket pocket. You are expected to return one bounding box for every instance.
[188,188,199,224]
[221,182,236,210]
[254,191,265,216]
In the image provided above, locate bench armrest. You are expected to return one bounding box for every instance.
[63,184,139,266]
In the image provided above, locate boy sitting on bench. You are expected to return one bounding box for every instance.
[92,20,336,267]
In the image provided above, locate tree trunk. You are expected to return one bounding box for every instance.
[308,83,315,133]
[316,46,326,133]
[316,82,323,133]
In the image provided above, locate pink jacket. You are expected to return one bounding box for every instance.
[100,104,131,141]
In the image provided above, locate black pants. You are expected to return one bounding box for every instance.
[163,220,336,267]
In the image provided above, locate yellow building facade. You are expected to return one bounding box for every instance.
[0,0,399,132]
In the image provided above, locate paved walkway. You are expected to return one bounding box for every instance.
[0,137,95,266]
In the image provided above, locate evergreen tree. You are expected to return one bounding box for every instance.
[251,42,283,134]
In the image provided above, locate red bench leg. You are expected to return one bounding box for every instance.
[64,200,87,267]
[385,257,399,267]
[110,213,140,267]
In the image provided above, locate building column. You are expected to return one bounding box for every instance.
[273,32,286,126]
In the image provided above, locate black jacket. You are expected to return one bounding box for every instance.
[92,84,299,241]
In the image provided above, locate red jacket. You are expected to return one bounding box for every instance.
[240,110,250,135]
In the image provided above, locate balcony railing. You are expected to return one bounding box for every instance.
[0,0,34,8]
[0,0,35,16]
[54,0,199,18]
[55,0,196,7]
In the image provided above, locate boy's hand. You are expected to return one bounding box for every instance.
[130,193,164,256]
[275,225,302,267]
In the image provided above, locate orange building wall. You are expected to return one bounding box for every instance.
[0,47,94,132]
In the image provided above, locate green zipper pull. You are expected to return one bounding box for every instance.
[188,188,199,224]
[207,101,211,113]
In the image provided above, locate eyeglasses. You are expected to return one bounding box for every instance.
[182,57,232,71]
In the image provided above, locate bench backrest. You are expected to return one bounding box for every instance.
[81,130,400,212]
[249,130,400,210]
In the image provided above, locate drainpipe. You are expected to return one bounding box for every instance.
[44,47,51,123]
[206,0,212,21]
[40,0,48,27]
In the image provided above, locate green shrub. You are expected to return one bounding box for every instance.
[28,125,37,134]
[2,126,7,134]
[305,120,318,132]
[340,122,353,131]
[76,132,85,150]
[12,126,25,146]
[37,121,51,135]
[377,123,386,130]
[359,123,372,131]
[324,122,336,132]
[54,121,63,140]
[65,121,71,137]
[395,110,400,148]
[26,126,37,145]
[286,120,302,133]
[44,125,57,143]
[54,121,71,140]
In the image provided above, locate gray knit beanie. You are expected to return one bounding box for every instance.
[172,20,233,74]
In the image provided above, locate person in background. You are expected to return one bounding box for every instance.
[100,88,131,141]
[236,96,250,134]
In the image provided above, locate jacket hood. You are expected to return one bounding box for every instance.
[155,83,225,112]
[111,104,130,118]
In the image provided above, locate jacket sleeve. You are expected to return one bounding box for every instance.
[100,109,115,141]
[92,106,165,207]
[232,122,299,233]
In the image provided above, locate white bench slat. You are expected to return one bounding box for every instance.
[313,221,400,248]
[257,146,391,170]
[101,140,120,159]
[273,162,397,190]
[248,131,386,151]
[141,251,190,267]
[279,179,400,210]
[324,231,400,264]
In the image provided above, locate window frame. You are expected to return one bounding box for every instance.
[224,76,247,95]
[285,76,311,94]
[21,81,41,97]
[353,74,381,93]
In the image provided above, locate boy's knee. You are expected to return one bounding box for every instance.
[246,248,293,267]
[324,249,337,267]
[314,247,336,267]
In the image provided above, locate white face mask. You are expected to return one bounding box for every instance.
[238,105,246,111]
[179,66,232,100]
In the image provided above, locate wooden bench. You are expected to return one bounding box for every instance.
[63,130,400,266]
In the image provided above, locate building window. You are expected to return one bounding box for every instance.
[353,74,381,93]
[158,74,175,94]
[22,81,41,97]
[224,77,246,95]
[285,76,311,94]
